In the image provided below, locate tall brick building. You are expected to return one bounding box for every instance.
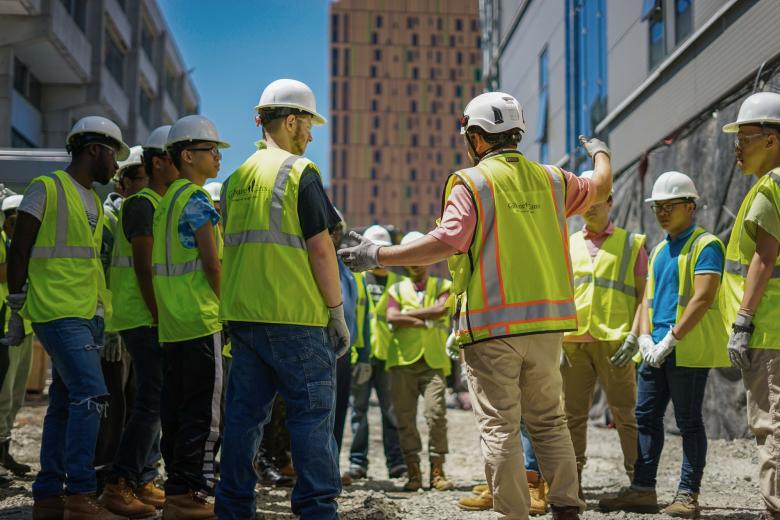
[328,0,483,232]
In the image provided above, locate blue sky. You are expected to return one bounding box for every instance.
[159,0,330,184]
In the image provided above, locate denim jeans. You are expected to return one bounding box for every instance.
[348,357,405,472]
[113,326,164,486]
[633,351,709,493]
[32,316,107,499]
[521,421,540,473]
[215,323,340,520]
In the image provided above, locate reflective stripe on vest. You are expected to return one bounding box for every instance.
[153,183,195,276]
[571,233,638,297]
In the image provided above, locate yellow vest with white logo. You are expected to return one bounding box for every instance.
[369,271,400,361]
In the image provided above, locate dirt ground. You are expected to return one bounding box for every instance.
[0,394,763,519]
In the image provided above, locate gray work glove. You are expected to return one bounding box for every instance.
[638,334,655,363]
[327,303,351,358]
[351,362,372,385]
[610,333,639,367]
[446,331,459,360]
[1,293,26,347]
[337,231,384,272]
[101,333,124,363]
[646,329,677,368]
[728,312,753,370]
[579,135,610,160]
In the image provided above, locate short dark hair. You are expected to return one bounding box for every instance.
[466,126,522,149]
[169,139,210,170]
[67,132,118,156]
[143,149,167,178]
[258,107,309,127]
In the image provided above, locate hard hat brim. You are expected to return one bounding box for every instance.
[722,117,780,133]
[644,194,699,203]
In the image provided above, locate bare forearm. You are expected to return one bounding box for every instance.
[404,304,448,320]
[378,235,459,267]
[307,230,342,307]
[639,297,650,336]
[631,278,647,336]
[136,272,158,322]
[673,295,714,339]
[592,153,613,203]
[131,238,157,321]
[387,309,426,328]
[741,252,776,313]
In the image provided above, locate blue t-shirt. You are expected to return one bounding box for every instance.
[338,258,358,344]
[178,191,220,249]
[650,224,724,342]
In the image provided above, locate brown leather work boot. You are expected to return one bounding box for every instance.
[64,494,128,520]
[457,490,493,510]
[527,470,548,515]
[33,495,66,520]
[134,481,165,510]
[430,458,454,491]
[99,479,156,518]
[403,461,422,492]
[551,505,580,519]
[162,491,216,520]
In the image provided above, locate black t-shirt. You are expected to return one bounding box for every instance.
[364,272,389,306]
[298,166,341,240]
[122,197,155,242]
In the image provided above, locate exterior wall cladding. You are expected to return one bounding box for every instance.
[328,0,484,232]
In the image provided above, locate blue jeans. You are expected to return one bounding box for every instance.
[32,317,107,499]
[521,421,540,473]
[113,326,163,486]
[215,323,339,520]
[633,352,709,493]
[348,357,405,472]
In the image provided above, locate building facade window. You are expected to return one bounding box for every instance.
[536,47,549,163]
[342,115,349,143]
[374,49,382,61]
[342,82,349,109]
[60,0,87,32]
[331,48,339,76]
[13,57,42,109]
[374,82,382,95]
[331,81,337,110]
[331,13,339,42]
[648,0,665,69]
[375,15,383,28]
[141,21,154,60]
[139,88,153,127]
[675,0,693,44]
[105,31,125,87]
[332,117,339,144]
[343,48,351,76]
[370,65,377,78]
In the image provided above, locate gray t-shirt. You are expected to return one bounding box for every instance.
[19,172,99,231]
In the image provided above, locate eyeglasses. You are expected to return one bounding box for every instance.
[188,146,221,158]
[735,132,768,149]
[651,201,690,215]
[95,142,118,159]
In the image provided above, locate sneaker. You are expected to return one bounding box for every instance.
[64,493,128,520]
[162,491,216,520]
[471,483,489,495]
[347,465,367,480]
[134,481,165,510]
[0,440,30,476]
[388,464,407,479]
[598,485,659,513]
[33,495,65,520]
[99,479,156,518]
[457,491,492,511]
[662,491,700,519]
[527,471,548,515]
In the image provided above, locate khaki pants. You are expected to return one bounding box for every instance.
[464,333,583,520]
[743,348,780,513]
[561,341,637,477]
[0,333,33,442]
[389,358,448,464]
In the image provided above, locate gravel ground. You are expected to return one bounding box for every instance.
[0,394,763,519]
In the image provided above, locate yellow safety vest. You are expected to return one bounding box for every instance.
[443,152,576,345]
[369,271,400,361]
[565,227,645,341]
[387,276,452,375]
[152,178,222,343]
[721,168,780,349]
[219,146,328,326]
[22,170,111,323]
[647,226,729,368]
[351,271,368,364]
[107,188,161,332]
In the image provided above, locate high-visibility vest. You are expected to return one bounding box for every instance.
[152,178,221,343]
[387,276,452,375]
[21,170,111,323]
[647,226,729,368]
[721,168,780,349]
[565,227,645,341]
[107,188,162,332]
[369,271,400,361]
[219,147,328,326]
[444,152,576,345]
[351,271,368,364]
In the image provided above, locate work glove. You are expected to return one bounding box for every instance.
[351,362,373,385]
[609,333,639,367]
[646,330,678,368]
[579,135,610,160]
[337,231,384,272]
[446,331,459,360]
[1,293,26,347]
[728,312,753,370]
[638,334,655,363]
[327,303,351,358]
[101,333,124,363]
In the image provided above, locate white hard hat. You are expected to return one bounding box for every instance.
[255,79,326,126]
[645,171,699,202]
[400,231,425,246]
[2,194,22,212]
[117,146,144,174]
[204,182,222,202]
[66,116,131,160]
[723,92,780,133]
[363,224,391,246]
[144,125,172,152]
[166,115,231,150]
[460,92,526,135]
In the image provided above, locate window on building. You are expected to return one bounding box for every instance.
[455,85,462,97]
[437,17,443,30]
[341,82,348,110]
[11,128,35,148]
[372,185,379,197]
[141,21,154,60]
[341,149,347,178]
[331,48,339,76]
[411,33,418,46]
[370,65,377,78]
[331,81,337,110]
[455,153,462,165]
[369,201,375,214]
[406,50,414,63]
[332,118,339,144]
[375,15,383,28]
[675,0,693,44]
[371,99,378,111]
[430,34,436,46]
[60,0,87,32]
[410,169,417,181]
[374,49,382,61]
[331,13,339,42]
[410,100,417,113]
[105,31,125,87]
[165,67,178,102]
[449,35,455,47]
[536,47,549,163]
[374,82,382,95]
[412,67,418,80]
[456,18,463,31]
[370,168,377,180]
[13,57,42,109]
[405,186,412,198]
[371,32,378,45]
[373,116,380,129]
[342,184,348,212]
[411,203,418,216]
[369,133,376,145]
[647,0,665,69]
[343,14,349,41]
[411,135,418,147]
[436,84,442,97]
[331,150,338,180]
[115,0,126,12]
[374,150,382,163]
[471,19,479,32]
[474,68,482,81]
[343,48,351,76]
[342,115,349,144]
[139,88,153,127]
[456,52,463,65]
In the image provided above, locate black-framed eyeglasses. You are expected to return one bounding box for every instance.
[95,142,118,159]
[651,201,691,214]
[187,146,221,158]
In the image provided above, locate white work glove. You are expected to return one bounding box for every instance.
[327,303,351,358]
[1,293,26,347]
[337,231,384,272]
[446,331,459,360]
[638,334,655,363]
[579,135,610,160]
[609,333,639,367]
[728,312,753,370]
[351,362,372,385]
[646,330,678,368]
[101,333,124,363]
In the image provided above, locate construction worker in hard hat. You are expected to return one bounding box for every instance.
[152,114,228,519]
[719,91,780,518]
[215,78,346,520]
[561,170,647,498]
[385,231,453,492]
[600,171,729,518]
[98,125,178,516]
[203,182,222,216]
[346,224,407,483]
[6,115,128,520]
[339,90,614,519]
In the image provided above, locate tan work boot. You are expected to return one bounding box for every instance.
[134,481,165,510]
[430,458,454,491]
[100,479,157,518]
[527,470,548,515]
[402,461,422,492]
[598,485,659,513]
[458,490,493,510]
[471,483,489,495]
[662,491,700,519]
[33,495,65,520]
[162,492,216,520]
[64,494,128,520]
